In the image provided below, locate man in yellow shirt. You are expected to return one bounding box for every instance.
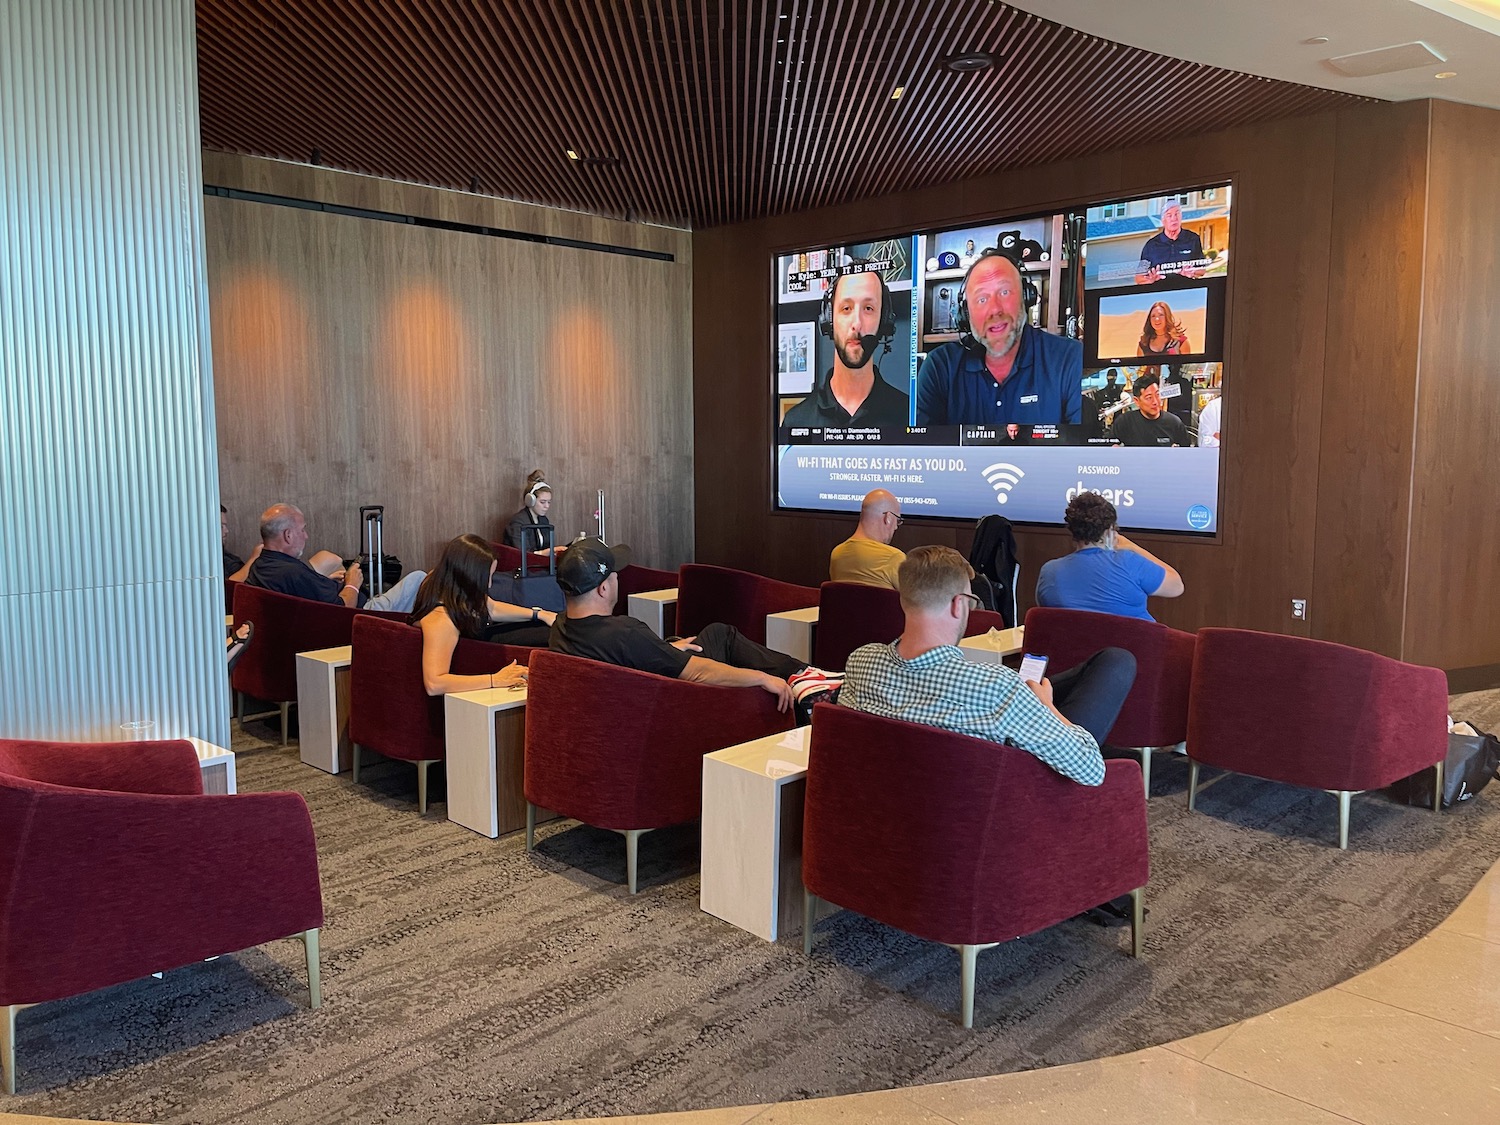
[829,489,906,590]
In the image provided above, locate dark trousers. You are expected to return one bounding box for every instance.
[1048,647,1137,746]
[692,622,806,680]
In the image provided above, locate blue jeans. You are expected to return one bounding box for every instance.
[365,569,426,614]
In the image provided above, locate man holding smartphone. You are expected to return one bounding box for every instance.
[838,545,1136,785]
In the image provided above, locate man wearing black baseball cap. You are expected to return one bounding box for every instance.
[551,539,842,714]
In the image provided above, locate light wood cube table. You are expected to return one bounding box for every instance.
[701,725,836,942]
[765,606,820,664]
[444,685,557,839]
[957,625,1026,665]
[295,646,353,774]
[627,588,679,638]
[187,737,236,795]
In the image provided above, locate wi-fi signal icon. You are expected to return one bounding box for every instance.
[982,462,1025,504]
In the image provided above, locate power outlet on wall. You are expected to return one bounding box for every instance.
[1291,598,1308,620]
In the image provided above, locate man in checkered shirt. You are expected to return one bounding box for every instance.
[838,545,1137,785]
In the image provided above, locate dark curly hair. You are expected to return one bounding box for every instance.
[1063,492,1118,545]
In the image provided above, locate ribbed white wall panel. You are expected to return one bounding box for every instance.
[0,0,227,743]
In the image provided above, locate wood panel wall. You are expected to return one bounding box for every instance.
[691,99,1500,674]
[1406,102,1500,673]
[204,151,694,575]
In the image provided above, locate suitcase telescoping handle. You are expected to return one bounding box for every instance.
[360,505,385,597]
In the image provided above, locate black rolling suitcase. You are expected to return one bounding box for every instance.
[355,505,403,598]
[490,524,566,612]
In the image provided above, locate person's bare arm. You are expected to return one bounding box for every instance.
[338,561,363,607]
[1115,533,1184,597]
[679,655,792,712]
[485,599,557,626]
[418,609,525,696]
[227,543,261,583]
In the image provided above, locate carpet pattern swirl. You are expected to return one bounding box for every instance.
[9,689,1500,1124]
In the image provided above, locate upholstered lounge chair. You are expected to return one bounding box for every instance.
[347,614,533,814]
[801,704,1149,1028]
[675,563,818,646]
[1186,628,1448,847]
[0,737,324,1094]
[230,582,403,744]
[523,649,793,893]
[1022,607,1196,795]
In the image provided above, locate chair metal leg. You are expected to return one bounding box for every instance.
[959,944,978,1029]
[417,760,433,815]
[526,802,536,850]
[236,690,245,732]
[302,928,322,1009]
[1130,886,1145,958]
[2,1003,16,1095]
[279,701,291,745]
[803,888,819,956]
[1187,760,1200,811]
[1337,790,1351,849]
[351,743,362,783]
[1433,760,1446,812]
[1139,747,1152,797]
[624,829,643,894]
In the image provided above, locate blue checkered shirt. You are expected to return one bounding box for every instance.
[839,641,1105,786]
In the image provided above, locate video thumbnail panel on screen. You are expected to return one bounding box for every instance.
[773,183,1231,535]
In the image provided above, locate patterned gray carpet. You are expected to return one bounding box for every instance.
[9,689,1500,1125]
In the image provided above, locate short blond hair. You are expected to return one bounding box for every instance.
[898,545,974,611]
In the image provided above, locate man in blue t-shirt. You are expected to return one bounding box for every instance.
[915,251,1082,427]
[1035,493,1184,622]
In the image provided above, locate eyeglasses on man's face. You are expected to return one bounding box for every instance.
[887,512,904,526]
[955,592,981,609]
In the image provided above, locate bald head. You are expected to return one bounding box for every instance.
[857,489,902,544]
[260,503,309,557]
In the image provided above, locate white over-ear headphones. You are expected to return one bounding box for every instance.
[524,480,551,511]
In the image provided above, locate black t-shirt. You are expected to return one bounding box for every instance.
[779,366,910,436]
[1138,229,1205,279]
[223,547,244,576]
[246,550,344,604]
[549,613,691,679]
[1112,409,1190,448]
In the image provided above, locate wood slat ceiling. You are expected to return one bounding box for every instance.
[196,0,1370,229]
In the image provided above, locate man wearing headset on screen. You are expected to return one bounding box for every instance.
[779,263,910,437]
[914,249,1083,427]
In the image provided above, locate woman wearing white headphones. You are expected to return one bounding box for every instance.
[503,469,565,555]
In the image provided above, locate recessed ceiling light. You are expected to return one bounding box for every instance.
[1435,70,1458,78]
[565,149,579,161]
[943,50,996,73]
[891,85,905,100]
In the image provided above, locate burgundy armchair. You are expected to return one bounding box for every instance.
[813,582,905,670]
[1022,607,1196,795]
[614,563,680,620]
[523,649,793,893]
[676,564,818,646]
[1187,628,1448,848]
[801,704,1148,1028]
[348,615,533,814]
[231,582,404,744]
[0,738,324,1094]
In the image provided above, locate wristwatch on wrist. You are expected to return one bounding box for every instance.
[530,607,540,622]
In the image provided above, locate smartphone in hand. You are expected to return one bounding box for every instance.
[1018,653,1049,684]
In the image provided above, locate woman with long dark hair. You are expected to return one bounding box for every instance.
[1136,301,1190,357]
[409,534,556,696]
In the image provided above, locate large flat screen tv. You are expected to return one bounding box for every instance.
[773,182,1230,534]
